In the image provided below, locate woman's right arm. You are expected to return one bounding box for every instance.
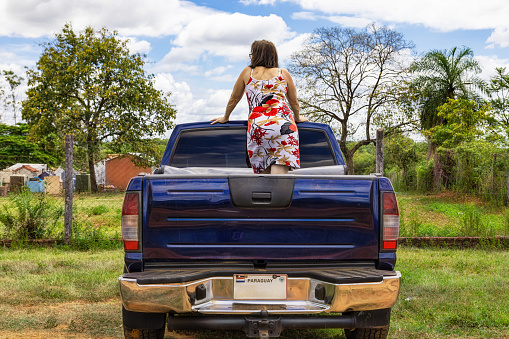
[211,67,251,125]
[282,69,308,123]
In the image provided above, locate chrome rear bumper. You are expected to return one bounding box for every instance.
[119,270,401,314]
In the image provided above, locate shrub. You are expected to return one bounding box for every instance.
[89,205,109,216]
[0,188,63,239]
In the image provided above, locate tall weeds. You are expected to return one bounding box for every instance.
[0,188,63,239]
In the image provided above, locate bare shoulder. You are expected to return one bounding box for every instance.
[240,66,252,83]
[281,68,293,78]
[281,69,295,82]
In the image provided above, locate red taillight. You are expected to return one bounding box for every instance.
[122,192,139,251]
[382,192,399,251]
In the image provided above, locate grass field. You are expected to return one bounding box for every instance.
[1,191,509,240]
[0,246,508,338]
[397,192,509,237]
[1,191,509,337]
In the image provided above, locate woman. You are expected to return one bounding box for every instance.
[211,40,308,174]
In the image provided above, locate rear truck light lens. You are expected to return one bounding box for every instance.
[122,192,140,251]
[382,192,399,251]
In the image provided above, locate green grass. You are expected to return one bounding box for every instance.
[391,247,509,338]
[2,191,509,241]
[397,192,509,237]
[0,192,124,241]
[0,247,508,338]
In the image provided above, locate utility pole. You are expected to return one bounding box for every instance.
[376,128,384,175]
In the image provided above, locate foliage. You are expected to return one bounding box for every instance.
[67,220,121,251]
[0,188,63,239]
[423,99,506,198]
[489,67,509,140]
[384,134,420,189]
[410,47,487,130]
[289,24,415,173]
[409,47,488,191]
[0,123,59,169]
[426,99,495,147]
[352,143,375,175]
[1,70,24,124]
[22,23,176,191]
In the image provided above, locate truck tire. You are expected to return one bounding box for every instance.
[124,327,165,339]
[122,306,166,339]
[344,326,389,339]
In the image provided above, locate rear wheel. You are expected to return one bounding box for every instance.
[124,327,165,339]
[122,306,166,339]
[344,326,389,339]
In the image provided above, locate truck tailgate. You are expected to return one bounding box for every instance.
[142,175,378,261]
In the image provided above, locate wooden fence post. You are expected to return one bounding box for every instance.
[376,128,384,175]
[64,134,73,244]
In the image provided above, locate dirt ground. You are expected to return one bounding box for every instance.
[0,300,235,339]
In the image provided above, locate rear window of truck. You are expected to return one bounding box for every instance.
[169,127,337,168]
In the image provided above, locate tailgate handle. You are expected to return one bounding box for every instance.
[252,192,271,204]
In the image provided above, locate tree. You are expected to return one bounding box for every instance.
[22,24,176,191]
[410,47,486,131]
[289,24,415,174]
[425,99,497,190]
[426,99,494,148]
[0,123,58,169]
[409,47,486,189]
[1,70,24,124]
[489,67,509,139]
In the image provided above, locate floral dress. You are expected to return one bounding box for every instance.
[245,68,300,174]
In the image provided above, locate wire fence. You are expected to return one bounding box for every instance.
[0,135,154,244]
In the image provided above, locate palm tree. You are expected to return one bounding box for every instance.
[410,47,486,190]
[410,46,486,130]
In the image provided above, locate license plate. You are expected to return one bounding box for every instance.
[233,274,287,300]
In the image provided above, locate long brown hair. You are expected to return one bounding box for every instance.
[249,40,279,68]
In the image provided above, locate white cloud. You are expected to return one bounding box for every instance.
[476,55,509,80]
[0,0,216,38]
[240,0,277,5]
[486,28,509,49]
[157,12,295,70]
[174,13,294,59]
[123,37,152,55]
[327,16,374,29]
[278,33,311,63]
[291,12,316,21]
[153,72,246,125]
[204,66,233,78]
[204,66,237,82]
[287,0,509,32]
[292,12,372,29]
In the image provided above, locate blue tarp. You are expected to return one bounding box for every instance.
[27,179,45,193]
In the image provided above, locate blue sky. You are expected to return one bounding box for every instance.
[1,0,509,133]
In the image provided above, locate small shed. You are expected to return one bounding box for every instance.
[12,165,40,178]
[96,154,153,191]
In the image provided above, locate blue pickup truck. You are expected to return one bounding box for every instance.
[119,121,401,339]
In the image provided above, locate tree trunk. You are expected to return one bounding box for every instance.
[427,140,442,191]
[88,153,98,193]
[64,134,73,244]
[344,151,355,175]
[433,150,442,191]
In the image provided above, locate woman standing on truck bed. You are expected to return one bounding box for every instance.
[211,40,308,174]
